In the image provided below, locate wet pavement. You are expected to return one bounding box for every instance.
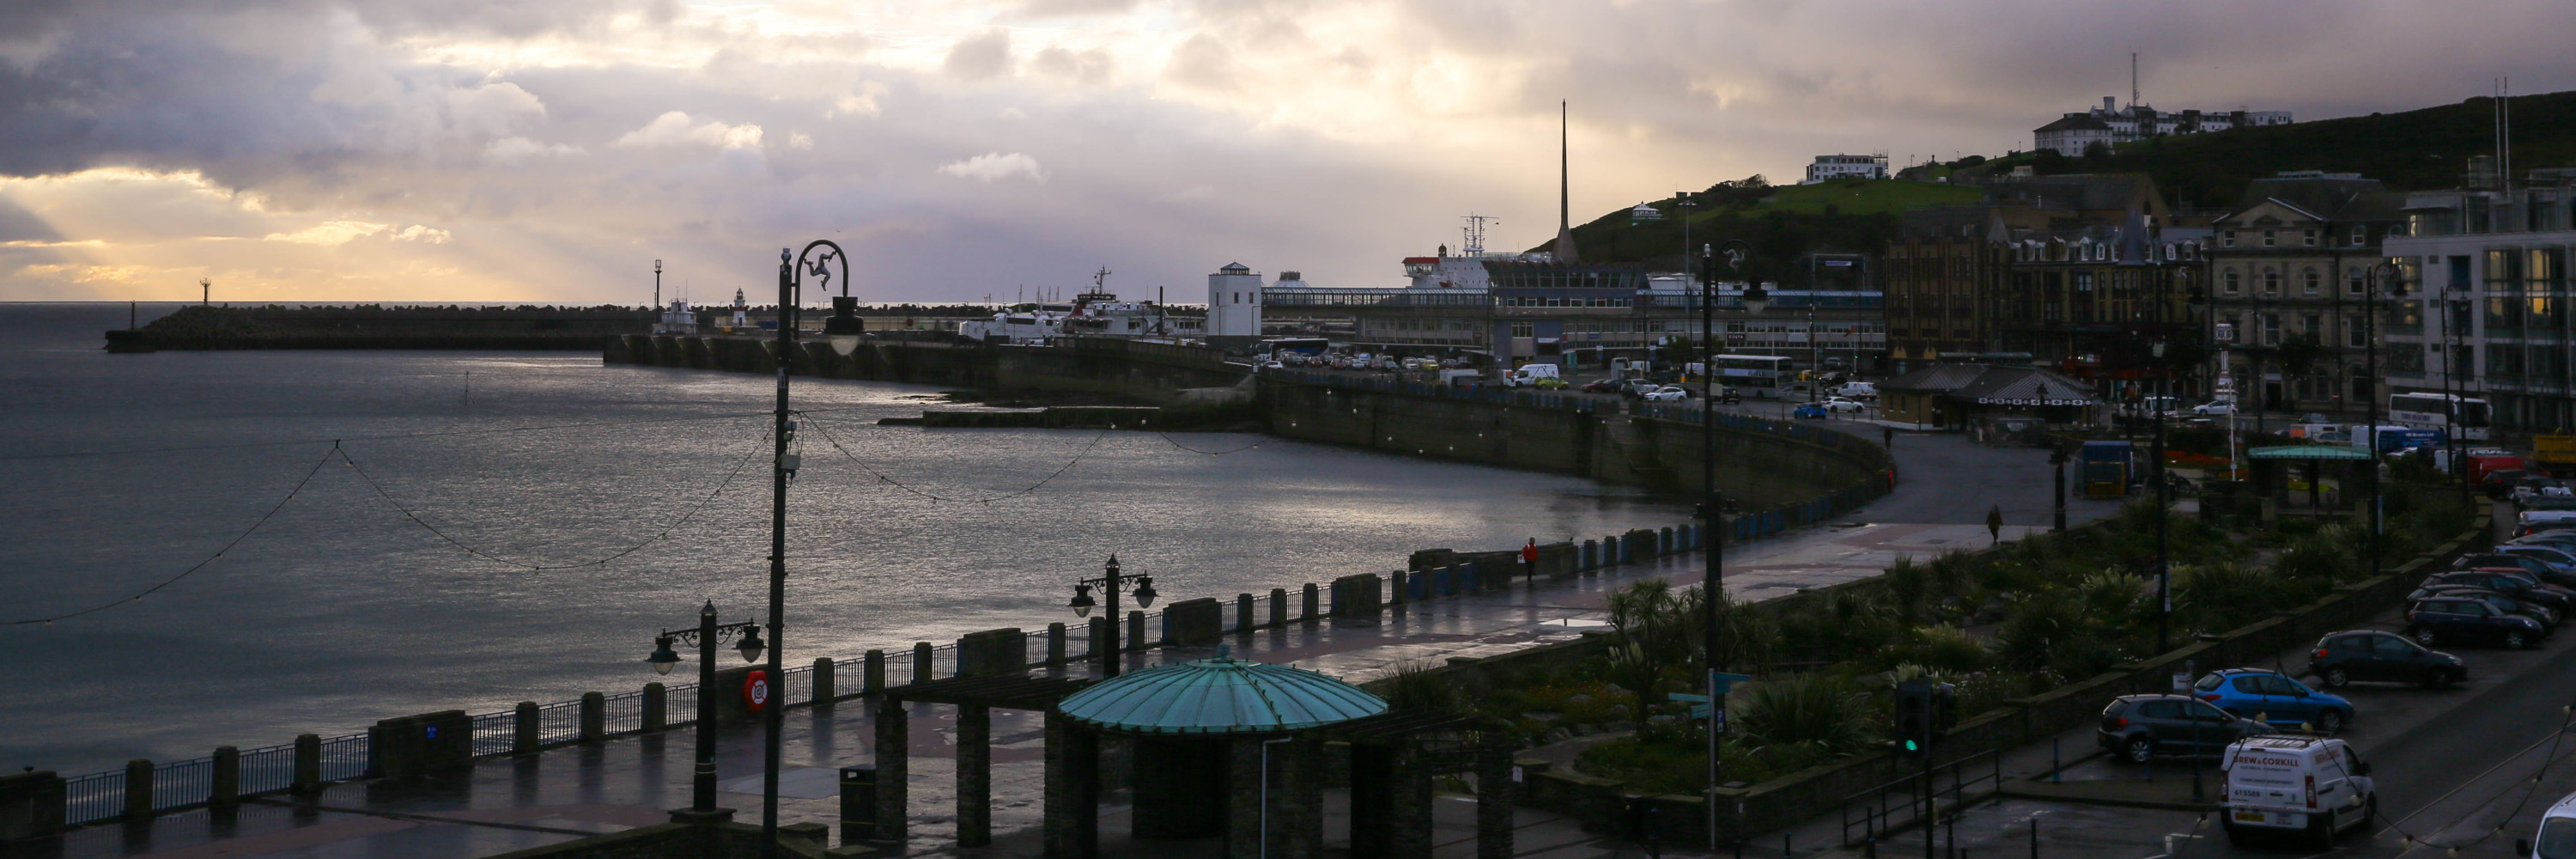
[38,430,2117,859]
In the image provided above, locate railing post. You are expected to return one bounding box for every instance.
[1270,588,1288,626]
[123,759,151,819]
[1047,623,1067,665]
[642,682,668,732]
[1387,572,1406,606]
[1237,593,1256,628]
[912,642,933,684]
[1088,616,1112,661]
[513,702,539,754]
[1127,611,1145,651]
[811,656,835,703]
[863,649,886,695]
[578,692,605,743]
[1302,582,1320,619]
[210,746,240,807]
[291,734,321,794]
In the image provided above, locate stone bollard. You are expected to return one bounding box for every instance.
[291,734,321,794]
[1236,593,1255,631]
[1088,616,1112,660]
[1618,534,1632,564]
[579,692,605,743]
[513,703,538,753]
[1661,527,1674,556]
[912,642,934,684]
[1047,623,1067,665]
[642,682,668,732]
[1388,571,1407,606]
[1127,611,1145,651]
[123,759,151,820]
[1269,588,1288,626]
[811,657,835,703]
[210,746,240,807]
[1582,539,1596,570]
[1302,583,1320,620]
[863,649,885,695]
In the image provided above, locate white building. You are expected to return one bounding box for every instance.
[1804,154,1888,184]
[2034,96,2293,156]
[1206,261,1264,340]
[729,289,748,328]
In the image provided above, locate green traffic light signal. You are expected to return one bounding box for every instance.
[1903,739,1919,752]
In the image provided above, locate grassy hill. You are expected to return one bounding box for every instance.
[1552,89,2576,273]
[1966,90,2576,207]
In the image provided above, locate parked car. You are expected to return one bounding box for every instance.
[2219,734,2377,849]
[2405,585,2561,630]
[2308,630,2465,688]
[2406,595,2547,649]
[1580,378,1625,394]
[2494,545,2576,582]
[1641,385,1692,403]
[1793,403,1829,419]
[1820,396,1868,413]
[1530,376,1571,389]
[1717,386,1741,405]
[1837,381,1878,400]
[2428,569,2576,610]
[2523,789,2576,859]
[2192,668,2356,732]
[2098,694,2275,763]
[2192,400,2239,416]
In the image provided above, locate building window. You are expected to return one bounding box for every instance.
[2263,314,2281,345]
[1510,322,1533,338]
[2222,269,2241,295]
[2348,268,2366,296]
[2222,230,2238,247]
[2263,229,2277,247]
[2351,226,2367,245]
[2304,314,2322,337]
[2263,269,2281,295]
[2303,228,2318,247]
[2346,315,2366,347]
[2303,268,2321,295]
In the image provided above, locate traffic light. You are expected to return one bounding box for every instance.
[1929,682,1959,734]
[1893,679,1930,755]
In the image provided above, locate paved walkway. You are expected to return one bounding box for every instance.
[39,430,2123,859]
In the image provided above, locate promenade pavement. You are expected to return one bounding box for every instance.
[43,429,2121,859]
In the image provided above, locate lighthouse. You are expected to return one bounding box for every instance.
[731,289,749,329]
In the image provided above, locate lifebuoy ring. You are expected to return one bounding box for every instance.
[744,669,770,714]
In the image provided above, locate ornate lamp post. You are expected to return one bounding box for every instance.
[646,602,764,820]
[751,240,848,859]
[1066,555,1157,679]
[1700,240,1759,850]
[2366,261,2403,578]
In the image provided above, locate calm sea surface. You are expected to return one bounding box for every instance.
[0,303,1685,774]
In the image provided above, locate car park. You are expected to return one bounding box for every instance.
[2404,585,2561,630]
[2429,568,2576,610]
[2219,735,2376,849]
[2099,694,2275,763]
[2308,631,2464,688]
[2406,595,2547,648]
[2192,668,2356,732]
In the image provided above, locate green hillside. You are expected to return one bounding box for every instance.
[1550,89,2576,274]
[1971,90,2576,206]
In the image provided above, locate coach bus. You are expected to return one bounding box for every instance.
[2389,392,2491,442]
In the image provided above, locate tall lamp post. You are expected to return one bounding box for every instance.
[655,259,665,311]
[757,240,848,859]
[2366,261,2403,577]
[1701,239,1759,851]
[646,602,765,820]
[1066,555,1157,679]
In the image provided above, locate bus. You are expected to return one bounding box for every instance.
[2389,392,2491,442]
[1712,354,1795,399]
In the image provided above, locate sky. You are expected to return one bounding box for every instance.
[1,0,2571,305]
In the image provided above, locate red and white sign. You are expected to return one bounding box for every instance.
[743,669,770,714]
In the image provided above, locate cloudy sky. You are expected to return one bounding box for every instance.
[1,0,2569,305]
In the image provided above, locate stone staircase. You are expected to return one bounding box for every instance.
[1601,417,1674,487]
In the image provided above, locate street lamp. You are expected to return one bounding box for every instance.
[1699,238,1753,852]
[1067,555,1156,679]
[751,240,851,859]
[2366,261,2403,579]
[647,601,763,821]
[654,259,665,311]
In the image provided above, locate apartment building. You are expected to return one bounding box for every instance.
[2204,172,2409,414]
[2382,167,2576,433]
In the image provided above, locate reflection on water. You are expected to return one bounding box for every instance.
[0,303,1686,773]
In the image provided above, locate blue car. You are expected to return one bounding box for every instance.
[1792,403,1829,419]
[2192,668,2355,734]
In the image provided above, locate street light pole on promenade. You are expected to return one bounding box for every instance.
[760,241,848,859]
[1702,240,1759,851]
[647,602,764,820]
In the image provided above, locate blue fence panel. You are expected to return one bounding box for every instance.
[151,758,212,812]
[238,742,295,795]
[316,733,369,782]
[63,770,122,825]
[603,691,646,734]
[471,710,516,757]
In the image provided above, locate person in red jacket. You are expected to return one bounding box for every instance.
[1521,538,1539,583]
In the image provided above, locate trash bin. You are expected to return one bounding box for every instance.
[839,765,877,844]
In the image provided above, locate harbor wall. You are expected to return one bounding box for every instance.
[1255,372,1893,510]
[602,334,993,388]
[600,334,1249,405]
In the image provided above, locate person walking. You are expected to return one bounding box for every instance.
[1985,504,2004,545]
[1521,538,1540,584]
[1882,426,1894,449]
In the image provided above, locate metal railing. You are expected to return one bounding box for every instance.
[1838,748,2003,848]
[150,758,212,812]
[471,710,516,757]
[63,770,123,826]
[316,733,368,782]
[602,691,646,734]
[534,700,581,746]
[238,742,296,795]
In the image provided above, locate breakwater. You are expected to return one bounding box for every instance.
[104,305,643,351]
[602,333,1255,405]
[1256,370,1895,510]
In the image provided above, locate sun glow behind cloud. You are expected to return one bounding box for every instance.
[3,0,2573,302]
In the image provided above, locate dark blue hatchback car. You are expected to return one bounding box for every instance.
[2408,595,2546,649]
[2192,668,2356,733]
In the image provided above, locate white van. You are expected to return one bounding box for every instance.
[2520,509,2576,536]
[2220,735,2376,848]
[1504,363,1562,387]
[1837,381,1878,400]
[2522,789,2576,859]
